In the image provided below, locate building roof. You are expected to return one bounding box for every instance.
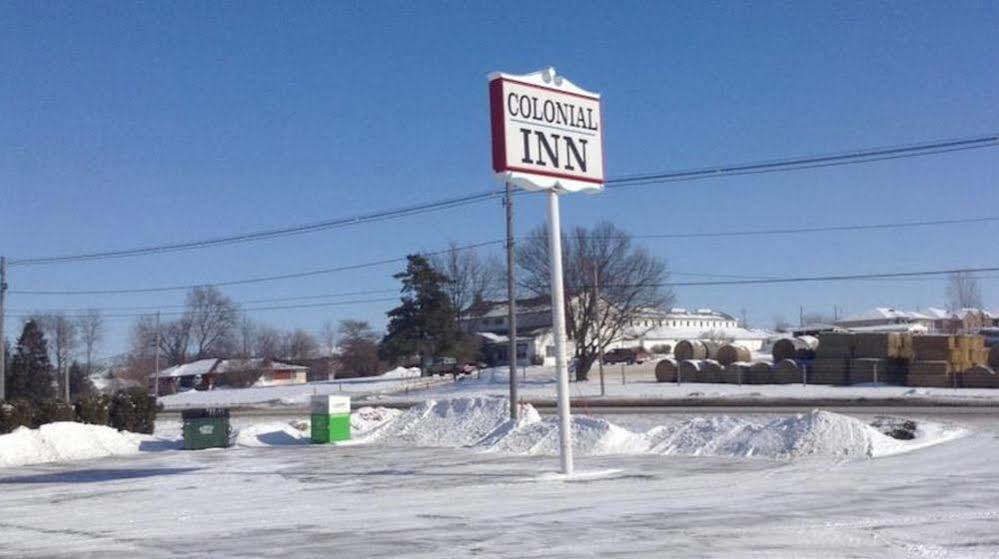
[629,325,772,341]
[152,358,309,378]
[468,296,551,319]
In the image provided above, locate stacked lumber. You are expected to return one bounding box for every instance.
[853,333,907,359]
[963,365,998,388]
[678,359,703,382]
[722,362,751,384]
[654,358,677,383]
[772,359,802,384]
[907,360,956,388]
[772,336,818,362]
[717,343,751,366]
[809,358,850,385]
[748,361,773,384]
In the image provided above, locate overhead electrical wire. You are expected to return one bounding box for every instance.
[8,132,997,267]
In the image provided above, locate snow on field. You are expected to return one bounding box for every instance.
[158,374,438,410]
[0,422,179,468]
[384,364,999,403]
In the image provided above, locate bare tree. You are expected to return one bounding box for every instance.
[254,325,283,359]
[517,221,673,380]
[281,329,319,359]
[430,242,502,321]
[319,320,338,357]
[186,286,239,359]
[238,316,257,358]
[336,319,382,377]
[31,313,78,397]
[947,271,983,311]
[773,316,791,332]
[75,309,104,375]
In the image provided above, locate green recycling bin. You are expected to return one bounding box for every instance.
[182,408,231,450]
[311,395,351,443]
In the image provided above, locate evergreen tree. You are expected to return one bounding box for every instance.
[8,321,56,402]
[381,255,465,365]
[68,361,95,399]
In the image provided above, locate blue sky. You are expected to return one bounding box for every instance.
[2,2,997,357]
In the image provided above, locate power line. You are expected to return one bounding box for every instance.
[8,132,997,266]
[604,133,999,189]
[11,240,503,296]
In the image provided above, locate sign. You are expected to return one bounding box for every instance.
[489,68,604,193]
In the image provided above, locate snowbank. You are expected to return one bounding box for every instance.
[0,422,174,468]
[234,422,310,447]
[350,397,964,460]
[380,367,421,379]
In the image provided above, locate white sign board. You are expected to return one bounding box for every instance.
[489,68,604,193]
[311,395,350,415]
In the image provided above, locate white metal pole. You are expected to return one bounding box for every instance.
[547,189,573,475]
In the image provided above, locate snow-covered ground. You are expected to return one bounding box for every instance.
[157,369,435,410]
[1,397,995,556]
[372,364,999,404]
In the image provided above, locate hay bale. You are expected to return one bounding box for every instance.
[990,346,999,369]
[809,358,850,385]
[700,359,724,383]
[852,333,903,359]
[816,333,855,359]
[772,359,801,384]
[717,343,751,366]
[654,358,678,383]
[674,340,707,361]
[678,359,703,382]
[701,340,723,360]
[912,335,956,361]
[747,361,773,384]
[773,336,819,362]
[963,365,998,388]
[722,362,751,384]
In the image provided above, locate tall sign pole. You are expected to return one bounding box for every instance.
[505,182,519,421]
[0,256,7,401]
[489,67,604,475]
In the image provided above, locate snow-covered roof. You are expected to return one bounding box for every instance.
[154,359,220,379]
[846,323,929,333]
[153,358,308,378]
[629,326,772,341]
[838,307,932,323]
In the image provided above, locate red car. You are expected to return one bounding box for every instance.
[602,348,649,365]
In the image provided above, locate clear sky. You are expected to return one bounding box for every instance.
[2,2,997,358]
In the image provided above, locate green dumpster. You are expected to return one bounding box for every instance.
[311,395,351,443]
[182,408,231,450]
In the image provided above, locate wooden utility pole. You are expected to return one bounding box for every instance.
[505,183,518,421]
[593,265,605,397]
[0,256,6,401]
[154,312,161,398]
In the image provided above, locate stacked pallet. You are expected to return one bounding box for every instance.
[654,358,677,383]
[810,333,854,385]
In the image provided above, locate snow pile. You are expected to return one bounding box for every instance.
[646,411,890,459]
[234,422,310,447]
[0,422,166,468]
[349,398,961,461]
[380,367,421,379]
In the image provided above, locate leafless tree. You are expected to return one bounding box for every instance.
[238,316,257,358]
[254,325,283,359]
[75,309,104,375]
[773,316,791,332]
[186,286,239,359]
[517,221,673,380]
[31,313,78,397]
[947,271,983,311]
[336,319,383,377]
[281,329,319,359]
[319,320,338,357]
[430,242,502,322]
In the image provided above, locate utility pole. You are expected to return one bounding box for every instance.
[154,311,161,398]
[593,265,605,397]
[504,182,518,421]
[799,306,804,329]
[0,256,6,401]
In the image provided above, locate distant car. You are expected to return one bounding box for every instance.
[603,348,649,365]
[424,358,482,378]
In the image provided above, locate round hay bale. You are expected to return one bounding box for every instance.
[700,340,723,359]
[748,361,773,384]
[674,340,707,361]
[717,343,751,366]
[773,336,820,362]
[723,362,752,384]
[701,359,724,382]
[678,359,703,382]
[654,358,678,383]
[773,358,802,384]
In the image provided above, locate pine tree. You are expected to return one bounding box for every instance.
[8,320,57,402]
[68,361,94,399]
[381,255,465,365]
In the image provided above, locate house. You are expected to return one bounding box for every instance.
[611,308,772,353]
[151,358,310,391]
[833,307,995,334]
[462,296,568,367]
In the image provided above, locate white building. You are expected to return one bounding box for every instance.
[611,308,771,352]
[834,307,997,334]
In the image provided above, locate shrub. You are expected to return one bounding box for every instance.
[0,399,36,434]
[75,393,112,426]
[108,388,161,434]
[35,399,75,426]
